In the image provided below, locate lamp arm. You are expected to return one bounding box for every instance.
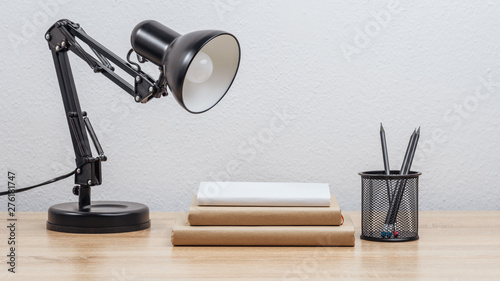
[44,19,167,209]
[47,19,168,103]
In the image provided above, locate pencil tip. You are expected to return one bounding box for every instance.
[380,123,384,130]
[417,127,421,134]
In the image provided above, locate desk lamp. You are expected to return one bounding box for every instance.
[44,19,240,233]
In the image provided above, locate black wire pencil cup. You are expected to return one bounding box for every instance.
[360,125,421,242]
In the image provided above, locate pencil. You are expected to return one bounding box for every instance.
[389,128,420,237]
[380,123,392,201]
[381,129,416,238]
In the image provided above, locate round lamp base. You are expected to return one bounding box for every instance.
[47,201,150,233]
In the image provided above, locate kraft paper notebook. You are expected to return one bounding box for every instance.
[188,195,342,226]
[171,213,355,246]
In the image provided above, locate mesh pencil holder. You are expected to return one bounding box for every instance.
[359,170,421,242]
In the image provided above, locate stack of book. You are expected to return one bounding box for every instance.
[171,182,355,246]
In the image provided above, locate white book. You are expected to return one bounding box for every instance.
[196,182,331,207]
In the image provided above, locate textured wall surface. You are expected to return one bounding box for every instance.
[1,0,499,211]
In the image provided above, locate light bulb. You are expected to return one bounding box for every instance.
[186,51,213,83]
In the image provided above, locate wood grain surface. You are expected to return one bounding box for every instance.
[0,211,499,280]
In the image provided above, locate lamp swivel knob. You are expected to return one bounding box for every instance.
[87,179,92,185]
[76,168,81,174]
[72,186,80,196]
[135,96,140,102]
[45,33,51,41]
[135,76,141,83]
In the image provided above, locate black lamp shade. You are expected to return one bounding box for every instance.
[131,21,240,113]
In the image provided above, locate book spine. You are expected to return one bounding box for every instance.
[172,228,354,246]
[196,198,332,206]
[188,209,342,226]
[172,217,355,246]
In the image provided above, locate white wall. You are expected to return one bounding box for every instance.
[0,0,499,211]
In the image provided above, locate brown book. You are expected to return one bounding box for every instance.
[188,195,342,226]
[171,213,355,246]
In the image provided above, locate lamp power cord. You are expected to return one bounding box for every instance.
[0,167,79,196]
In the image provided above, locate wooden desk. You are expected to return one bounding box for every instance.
[1,211,499,280]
